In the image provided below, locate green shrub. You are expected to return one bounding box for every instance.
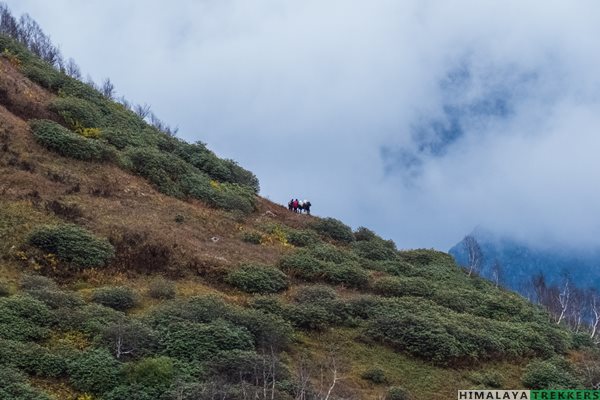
[521,359,581,389]
[323,262,370,288]
[278,251,325,281]
[468,371,504,388]
[161,320,254,361]
[372,276,431,297]
[352,239,398,261]
[20,275,57,291]
[0,281,10,297]
[361,367,388,384]
[0,338,67,377]
[91,286,137,311]
[147,278,176,300]
[225,264,289,294]
[100,318,159,360]
[241,231,262,244]
[0,366,51,400]
[293,285,337,304]
[308,243,358,264]
[288,303,336,331]
[248,296,286,316]
[386,386,411,400]
[311,218,355,243]
[68,348,122,395]
[102,128,153,150]
[397,249,455,268]
[287,229,321,247]
[227,308,294,350]
[30,119,115,161]
[126,356,174,389]
[363,259,415,276]
[28,224,115,268]
[354,227,378,241]
[49,96,102,129]
[28,288,84,309]
[55,303,123,335]
[0,295,52,341]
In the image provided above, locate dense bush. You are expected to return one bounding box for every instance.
[386,387,411,400]
[0,366,51,400]
[49,96,102,129]
[278,251,325,281]
[361,367,388,384]
[30,119,114,161]
[55,303,123,335]
[28,224,115,268]
[225,264,289,294]
[125,356,174,389]
[102,127,155,150]
[308,243,358,264]
[100,318,159,360]
[241,231,262,244]
[293,285,337,304]
[147,278,176,300]
[68,348,122,395]
[0,338,67,377]
[161,320,254,361]
[27,288,84,309]
[286,229,321,247]
[522,359,581,389]
[311,218,355,243]
[0,280,10,297]
[248,295,286,316]
[91,286,137,311]
[288,303,337,331]
[0,295,52,341]
[354,227,378,242]
[468,370,504,388]
[372,276,431,297]
[20,275,57,291]
[397,249,455,268]
[352,238,398,261]
[322,262,370,288]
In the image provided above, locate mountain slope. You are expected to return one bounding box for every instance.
[0,23,598,400]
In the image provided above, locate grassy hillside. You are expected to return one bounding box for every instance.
[0,32,598,400]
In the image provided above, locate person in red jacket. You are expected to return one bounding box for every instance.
[292,199,299,213]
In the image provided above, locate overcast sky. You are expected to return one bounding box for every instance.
[5,0,600,250]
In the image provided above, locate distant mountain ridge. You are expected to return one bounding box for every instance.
[449,228,600,293]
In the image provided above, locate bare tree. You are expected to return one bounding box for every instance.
[65,57,81,79]
[556,275,572,325]
[134,103,152,119]
[491,259,503,288]
[463,235,483,277]
[149,111,179,137]
[101,78,115,99]
[0,4,20,38]
[567,287,587,333]
[590,289,600,342]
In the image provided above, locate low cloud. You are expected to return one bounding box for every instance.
[7,0,600,249]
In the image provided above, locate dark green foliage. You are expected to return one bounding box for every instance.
[468,371,504,388]
[20,275,57,291]
[0,295,52,341]
[352,238,398,261]
[27,288,84,309]
[386,386,411,400]
[147,277,176,300]
[49,96,102,128]
[68,348,122,395]
[91,286,137,311]
[278,251,324,281]
[55,303,124,336]
[288,303,336,331]
[521,358,581,389]
[309,243,358,264]
[0,338,67,377]
[361,367,388,384]
[225,264,289,294]
[293,285,337,304]
[287,229,321,247]
[0,366,51,400]
[363,259,415,276]
[102,385,157,400]
[161,320,254,361]
[226,308,294,350]
[322,262,370,288]
[0,280,11,297]
[372,276,431,297]
[125,356,174,389]
[248,295,286,316]
[100,318,159,360]
[363,297,570,366]
[241,231,262,244]
[311,218,355,243]
[398,249,455,267]
[354,226,378,241]
[30,119,115,161]
[28,224,115,268]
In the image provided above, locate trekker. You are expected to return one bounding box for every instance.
[288,199,294,211]
[304,200,311,215]
[293,199,299,213]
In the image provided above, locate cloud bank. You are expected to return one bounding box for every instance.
[6,0,600,249]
